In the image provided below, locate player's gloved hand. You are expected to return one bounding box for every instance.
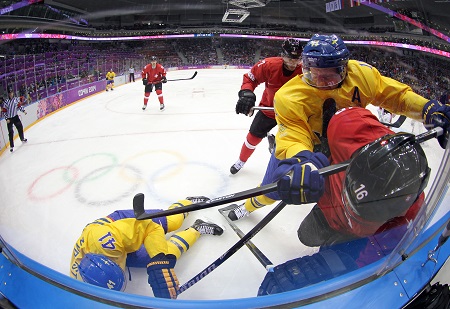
[422,99,450,148]
[161,76,167,83]
[273,150,329,204]
[236,89,256,116]
[1,108,6,113]
[147,253,179,299]
[258,250,357,295]
[142,78,148,86]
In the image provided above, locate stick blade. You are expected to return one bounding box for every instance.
[192,71,197,79]
[380,115,406,128]
[133,193,145,218]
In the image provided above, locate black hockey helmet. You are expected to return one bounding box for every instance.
[343,132,430,222]
[282,38,302,59]
[150,56,158,62]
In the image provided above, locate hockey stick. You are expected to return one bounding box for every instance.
[178,201,286,294]
[145,71,198,85]
[218,204,274,271]
[251,106,274,112]
[251,106,407,128]
[380,115,407,128]
[133,127,443,220]
[167,71,197,82]
[133,193,145,218]
[133,160,350,220]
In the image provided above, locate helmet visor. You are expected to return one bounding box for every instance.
[302,66,346,89]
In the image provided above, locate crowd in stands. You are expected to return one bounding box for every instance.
[351,46,449,101]
[0,40,145,101]
[1,37,448,104]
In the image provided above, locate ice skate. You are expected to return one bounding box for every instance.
[21,138,27,143]
[227,203,249,221]
[10,148,13,152]
[142,105,146,110]
[160,104,165,111]
[230,159,245,174]
[191,219,223,236]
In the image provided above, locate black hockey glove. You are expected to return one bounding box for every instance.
[161,76,167,83]
[142,78,148,86]
[422,99,450,148]
[236,89,256,116]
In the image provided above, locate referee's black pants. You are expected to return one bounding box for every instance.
[7,115,25,148]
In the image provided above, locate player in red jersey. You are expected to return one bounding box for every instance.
[230,38,303,174]
[141,56,167,111]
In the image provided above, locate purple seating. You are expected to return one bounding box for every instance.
[48,86,57,96]
[37,89,47,99]
[30,92,37,102]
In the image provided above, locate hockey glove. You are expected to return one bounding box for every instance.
[142,78,148,86]
[273,150,329,205]
[161,76,167,83]
[258,250,357,295]
[236,89,256,116]
[422,99,450,148]
[147,253,179,299]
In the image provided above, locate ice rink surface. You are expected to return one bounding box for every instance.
[0,69,445,300]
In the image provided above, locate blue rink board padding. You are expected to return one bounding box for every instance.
[0,210,449,309]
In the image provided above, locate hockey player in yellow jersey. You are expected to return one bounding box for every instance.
[227,33,450,223]
[105,69,115,91]
[70,196,223,299]
[273,38,427,159]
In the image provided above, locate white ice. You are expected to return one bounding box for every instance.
[0,69,444,300]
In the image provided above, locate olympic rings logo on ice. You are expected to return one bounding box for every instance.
[27,150,229,206]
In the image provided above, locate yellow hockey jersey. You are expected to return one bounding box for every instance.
[106,71,116,81]
[274,59,428,159]
[70,218,168,280]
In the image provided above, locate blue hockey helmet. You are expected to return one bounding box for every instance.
[78,253,126,291]
[282,38,302,59]
[343,133,430,222]
[302,34,350,88]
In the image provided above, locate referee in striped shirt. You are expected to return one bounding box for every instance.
[1,87,27,152]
